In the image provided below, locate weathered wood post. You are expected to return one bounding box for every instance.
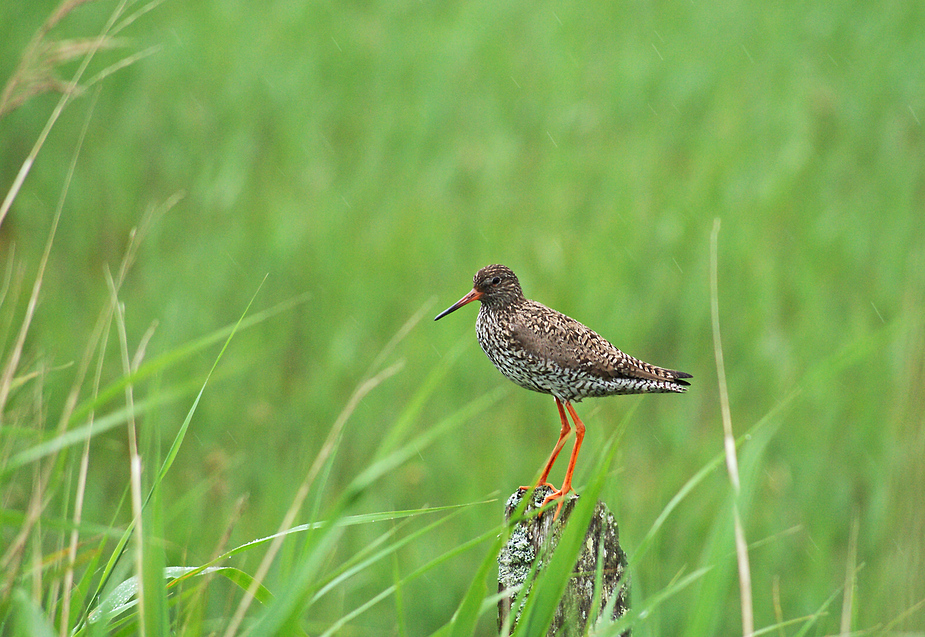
[497,486,630,635]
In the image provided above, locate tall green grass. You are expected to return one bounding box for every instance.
[3,0,924,634]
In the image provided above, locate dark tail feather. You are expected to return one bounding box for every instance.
[669,370,692,387]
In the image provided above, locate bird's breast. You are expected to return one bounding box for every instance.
[475,308,574,398]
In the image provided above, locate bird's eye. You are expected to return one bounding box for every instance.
[491,276,501,285]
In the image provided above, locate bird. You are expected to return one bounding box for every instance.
[434,264,691,517]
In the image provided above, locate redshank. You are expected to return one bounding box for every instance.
[435,264,691,516]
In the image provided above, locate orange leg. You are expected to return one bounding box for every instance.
[521,397,572,490]
[541,402,585,519]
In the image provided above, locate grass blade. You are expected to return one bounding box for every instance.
[593,567,712,637]
[78,279,267,630]
[449,533,507,637]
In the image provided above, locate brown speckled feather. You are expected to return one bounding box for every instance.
[508,301,684,385]
[435,264,691,403]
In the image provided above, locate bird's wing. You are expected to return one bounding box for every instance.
[509,301,686,383]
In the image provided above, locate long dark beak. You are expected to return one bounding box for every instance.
[434,288,483,320]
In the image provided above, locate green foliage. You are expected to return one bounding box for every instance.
[2,0,924,634]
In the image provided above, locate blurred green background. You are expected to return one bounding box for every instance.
[2,0,924,633]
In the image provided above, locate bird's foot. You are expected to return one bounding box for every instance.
[540,487,572,521]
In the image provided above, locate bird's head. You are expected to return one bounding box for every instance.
[434,264,525,320]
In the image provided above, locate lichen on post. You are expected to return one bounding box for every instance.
[498,486,630,636]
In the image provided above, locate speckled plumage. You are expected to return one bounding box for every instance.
[435,264,691,515]
[440,264,690,399]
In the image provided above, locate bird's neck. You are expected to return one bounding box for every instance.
[479,296,526,318]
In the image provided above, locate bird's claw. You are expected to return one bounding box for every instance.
[539,489,567,520]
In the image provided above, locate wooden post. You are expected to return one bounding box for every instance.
[497,486,630,636]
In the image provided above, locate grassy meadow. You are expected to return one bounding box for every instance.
[2,0,924,634]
